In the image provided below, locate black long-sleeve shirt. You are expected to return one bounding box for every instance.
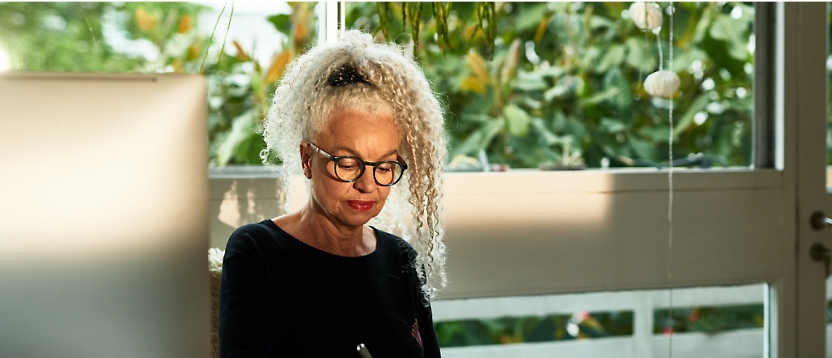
[219,219,441,358]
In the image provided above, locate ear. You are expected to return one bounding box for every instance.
[299,141,312,179]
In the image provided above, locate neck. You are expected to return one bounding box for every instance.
[293,202,375,257]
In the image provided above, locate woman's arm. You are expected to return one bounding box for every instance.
[219,232,271,357]
[417,302,441,358]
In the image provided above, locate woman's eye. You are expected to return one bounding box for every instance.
[338,160,359,170]
[376,165,392,173]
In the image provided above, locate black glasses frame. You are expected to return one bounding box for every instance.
[307,142,408,186]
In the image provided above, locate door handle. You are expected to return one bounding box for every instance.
[810,242,831,278]
[810,211,832,230]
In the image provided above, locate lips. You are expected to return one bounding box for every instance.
[347,200,375,212]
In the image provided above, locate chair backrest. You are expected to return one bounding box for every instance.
[208,248,224,358]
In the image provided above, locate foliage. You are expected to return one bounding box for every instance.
[2,2,759,169]
[435,303,764,348]
[204,3,317,166]
[0,2,317,166]
[654,304,764,334]
[348,2,755,169]
[435,311,632,347]
[0,2,142,72]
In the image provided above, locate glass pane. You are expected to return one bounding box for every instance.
[0,2,319,166]
[433,284,767,357]
[827,276,832,357]
[347,2,755,170]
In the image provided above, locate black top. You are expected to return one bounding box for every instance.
[219,219,441,358]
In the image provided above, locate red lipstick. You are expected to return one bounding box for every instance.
[347,200,375,212]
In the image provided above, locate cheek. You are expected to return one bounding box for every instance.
[374,187,392,208]
[311,178,348,206]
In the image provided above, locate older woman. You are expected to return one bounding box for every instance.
[219,30,448,357]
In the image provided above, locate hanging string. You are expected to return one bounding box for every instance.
[656,29,663,72]
[666,2,675,358]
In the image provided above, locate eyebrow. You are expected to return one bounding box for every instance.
[329,146,398,160]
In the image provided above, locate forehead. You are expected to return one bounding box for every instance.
[317,110,400,152]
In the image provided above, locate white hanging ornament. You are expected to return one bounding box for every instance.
[629,2,663,32]
[644,70,680,98]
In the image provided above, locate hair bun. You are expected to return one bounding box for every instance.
[326,63,374,87]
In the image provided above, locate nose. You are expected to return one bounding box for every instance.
[352,166,378,193]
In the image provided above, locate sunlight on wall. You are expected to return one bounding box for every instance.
[0,44,11,72]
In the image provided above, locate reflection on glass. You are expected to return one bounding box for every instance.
[348,2,755,170]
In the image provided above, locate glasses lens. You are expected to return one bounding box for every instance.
[374,162,403,185]
[335,157,362,181]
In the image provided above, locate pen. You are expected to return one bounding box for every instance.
[356,343,373,358]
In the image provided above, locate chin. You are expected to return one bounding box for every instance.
[339,209,380,227]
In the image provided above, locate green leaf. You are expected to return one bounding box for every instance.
[638,125,671,143]
[535,66,564,79]
[709,14,749,61]
[599,118,626,133]
[514,70,548,92]
[629,136,657,162]
[267,14,292,36]
[531,118,559,146]
[671,47,707,74]
[215,108,259,166]
[578,87,618,108]
[515,3,548,32]
[461,113,492,124]
[551,111,568,132]
[544,85,569,102]
[469,121,504,152]
[624,37,655,72]
[691,7,715,44]
[452,119,505,157]
[589,15,615,31]
[602,67,632,116]
[503,104,531,137]
[567,117,587,143]
[674,93,712,137]
[597,44,625,73]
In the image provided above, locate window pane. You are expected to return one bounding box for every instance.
[433,284,767,357]
[346,2,755,170]
[0,2,318,166]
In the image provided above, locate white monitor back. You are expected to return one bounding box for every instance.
[0,72,210,357]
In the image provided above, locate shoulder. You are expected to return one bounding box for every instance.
[225,220,280,254]
[372,227,418,263]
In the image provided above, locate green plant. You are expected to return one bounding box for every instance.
[349,2,755,169]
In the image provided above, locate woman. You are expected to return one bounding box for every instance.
[219,30,448,358]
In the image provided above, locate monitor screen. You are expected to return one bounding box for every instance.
[0,72,210,357]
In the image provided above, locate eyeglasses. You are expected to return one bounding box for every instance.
[307,142,408,186]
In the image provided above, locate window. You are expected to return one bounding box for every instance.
[346,2,756,170]
[0,2,316,166]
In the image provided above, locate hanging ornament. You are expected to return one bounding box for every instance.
[644,70,680,98]
[629,2,663,32]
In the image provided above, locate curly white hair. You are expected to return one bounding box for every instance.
[261,30,448,302]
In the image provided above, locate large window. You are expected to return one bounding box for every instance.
[3,2,761,170]
[347,2,755,170]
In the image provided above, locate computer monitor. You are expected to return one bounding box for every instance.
[0,72,210,357]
